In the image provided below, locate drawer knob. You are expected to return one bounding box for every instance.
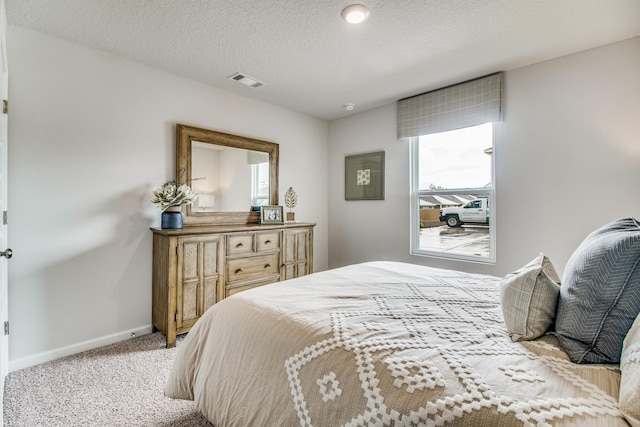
[265,263,272,268]
[235,267,244,273]
[265,240,271,244]
[236,242,244,247]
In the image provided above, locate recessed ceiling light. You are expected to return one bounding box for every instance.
[341,4,369,24]
[344,103,355,111]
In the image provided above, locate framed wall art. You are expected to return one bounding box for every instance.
[345,151,385,201]
[260,205,284,224]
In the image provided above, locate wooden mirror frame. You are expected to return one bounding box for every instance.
[176,124,279,225]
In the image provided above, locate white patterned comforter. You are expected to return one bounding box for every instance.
[165,261,627,427]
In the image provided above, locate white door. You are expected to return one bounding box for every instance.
[0,0,9,412]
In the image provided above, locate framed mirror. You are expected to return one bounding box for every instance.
[176,124,279,225]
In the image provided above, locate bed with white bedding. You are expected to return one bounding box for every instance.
[165,261,630,427]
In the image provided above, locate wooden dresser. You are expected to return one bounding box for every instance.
[151,222,315,347]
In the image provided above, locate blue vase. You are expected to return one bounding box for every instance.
[161,209,183,229]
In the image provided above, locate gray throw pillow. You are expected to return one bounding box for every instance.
[556,217,640,364]
[500,253,561,342]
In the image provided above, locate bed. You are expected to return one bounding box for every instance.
[165,260,635,427]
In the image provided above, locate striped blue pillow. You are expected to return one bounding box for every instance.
[556,217,640,364]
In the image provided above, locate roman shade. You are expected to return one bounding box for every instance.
[247,150,269,165]
[397,72,503,140]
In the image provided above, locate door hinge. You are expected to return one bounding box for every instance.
[4,321,9,335]
[2,100,7,115]
[3,210,7,225]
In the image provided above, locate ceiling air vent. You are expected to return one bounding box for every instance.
[227,72,264,88]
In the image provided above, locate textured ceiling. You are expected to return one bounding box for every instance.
[6,0,640,121]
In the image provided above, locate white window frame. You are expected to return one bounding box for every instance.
[409,131,497,264]
[250,163,269,206]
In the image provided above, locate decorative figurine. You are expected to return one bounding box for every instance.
[284,187,298,221]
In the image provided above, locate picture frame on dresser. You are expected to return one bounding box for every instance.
[260,205,284,224]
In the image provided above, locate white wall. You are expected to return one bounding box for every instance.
[328,36,640,278]
[7,26,329,368]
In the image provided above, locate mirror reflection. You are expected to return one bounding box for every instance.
[176,123,279,225]
[191,142,270,212]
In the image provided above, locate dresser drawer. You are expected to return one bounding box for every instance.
[227,234,254,255]
[226,278,279,297]
[256,232,280,252]
[227,253,280,284]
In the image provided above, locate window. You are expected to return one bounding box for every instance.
[398,72,502,263]
[410,123,495,262]
[251,162,269,206]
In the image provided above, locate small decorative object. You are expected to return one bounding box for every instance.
[150,180,198,229]
[161,206,184,229]
[345,151,385,200]
[260,205,284,224]
[284,187,298,221]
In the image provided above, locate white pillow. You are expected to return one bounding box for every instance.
[500,253,561,342]
[621,314,640,427]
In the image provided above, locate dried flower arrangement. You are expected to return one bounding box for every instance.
[150,180,199,211]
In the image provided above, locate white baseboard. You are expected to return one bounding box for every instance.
[8,325,154,372]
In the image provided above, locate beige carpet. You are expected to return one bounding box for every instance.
[3,332,212,426]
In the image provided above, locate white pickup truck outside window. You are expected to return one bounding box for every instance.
[410,123,496,263]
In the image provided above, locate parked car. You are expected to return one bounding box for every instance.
[439,198,489,227]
